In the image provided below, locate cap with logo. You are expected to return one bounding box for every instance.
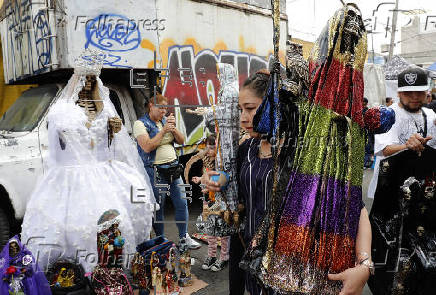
[398,67,429,92]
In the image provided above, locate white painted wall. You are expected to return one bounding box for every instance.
[63,0,159,69]
[156,0,287,59]
[0,0,287,83]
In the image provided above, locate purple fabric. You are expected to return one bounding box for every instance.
[281,172,363,239]
[0,235,52,295]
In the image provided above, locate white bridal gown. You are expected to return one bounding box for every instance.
[21,75,155,272]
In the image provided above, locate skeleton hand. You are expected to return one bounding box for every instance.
[108,117,122,134]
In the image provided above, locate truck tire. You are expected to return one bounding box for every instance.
[0,207,10,250]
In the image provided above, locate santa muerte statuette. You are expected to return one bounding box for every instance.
[165,247,180,294]
[151,252,165,294]
[91,210,133,295]
[97,209,125,267]
[0,236,51,295]
[177,239,192,287]
[131,253,147,289]
[20,49,155,274]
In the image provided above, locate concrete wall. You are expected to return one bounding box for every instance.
[401,16,436,67]
[291,37,314,60]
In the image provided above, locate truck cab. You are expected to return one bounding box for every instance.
[0,81,140,247]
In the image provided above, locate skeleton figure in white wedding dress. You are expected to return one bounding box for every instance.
[21,52,156,272]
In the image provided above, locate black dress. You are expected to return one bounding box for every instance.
[229,138,273,295]
[368,147,436,295]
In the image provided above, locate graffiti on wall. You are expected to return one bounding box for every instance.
[159,45,274,146]
[84,14,142,68]
[3,0,52,81]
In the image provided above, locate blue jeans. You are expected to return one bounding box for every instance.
[145,166,188,239]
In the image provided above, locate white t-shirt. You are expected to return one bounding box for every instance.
[368,103,436,198]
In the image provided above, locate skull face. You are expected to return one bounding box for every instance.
[402,186,412,200]
[343,5,363,37]
[286,41,303,58]
[9,241,20,258]
[84,75,96,91]
[340,4,365,55]
[417,226,425,237]
[59,267,67,278]
[424,185,435,199]
[381,161,390,173]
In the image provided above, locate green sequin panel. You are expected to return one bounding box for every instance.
[292,101,365,187]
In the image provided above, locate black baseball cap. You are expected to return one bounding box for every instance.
[398,67,429,92]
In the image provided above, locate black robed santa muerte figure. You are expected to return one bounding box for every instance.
[369,147,436,295]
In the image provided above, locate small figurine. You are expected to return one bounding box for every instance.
[97,210,125,267]
[55,267,70,287]
[48,262,78,289]
[65,269,75,287]
[131,253,147,289]
[165,247,180,294]
[91,210,133,295]
[152,266,164,294]
[6,272,25,295]
[178,239,192,287]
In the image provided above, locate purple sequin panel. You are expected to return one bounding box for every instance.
[281,172,362,239]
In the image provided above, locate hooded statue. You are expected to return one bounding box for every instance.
[0,236,52,295]
[242,4,371,294]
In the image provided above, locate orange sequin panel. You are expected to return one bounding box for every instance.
[275,224,355,273]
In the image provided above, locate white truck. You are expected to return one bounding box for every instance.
[0,0,287,247]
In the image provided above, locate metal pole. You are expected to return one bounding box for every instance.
[371,29,375,63]
[388,0,400,60]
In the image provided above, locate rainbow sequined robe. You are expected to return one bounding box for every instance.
[260,5,368,294]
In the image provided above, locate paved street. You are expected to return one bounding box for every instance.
[163,169,375,294]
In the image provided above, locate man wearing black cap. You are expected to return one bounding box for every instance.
[368,66,436,198]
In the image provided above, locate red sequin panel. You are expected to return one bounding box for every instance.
[363,107,381,131]
[351,72,364,127]
[308,59,365,127]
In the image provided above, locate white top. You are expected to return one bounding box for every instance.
[368,102,436,198]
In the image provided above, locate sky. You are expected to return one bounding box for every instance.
[286,0,436,54]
